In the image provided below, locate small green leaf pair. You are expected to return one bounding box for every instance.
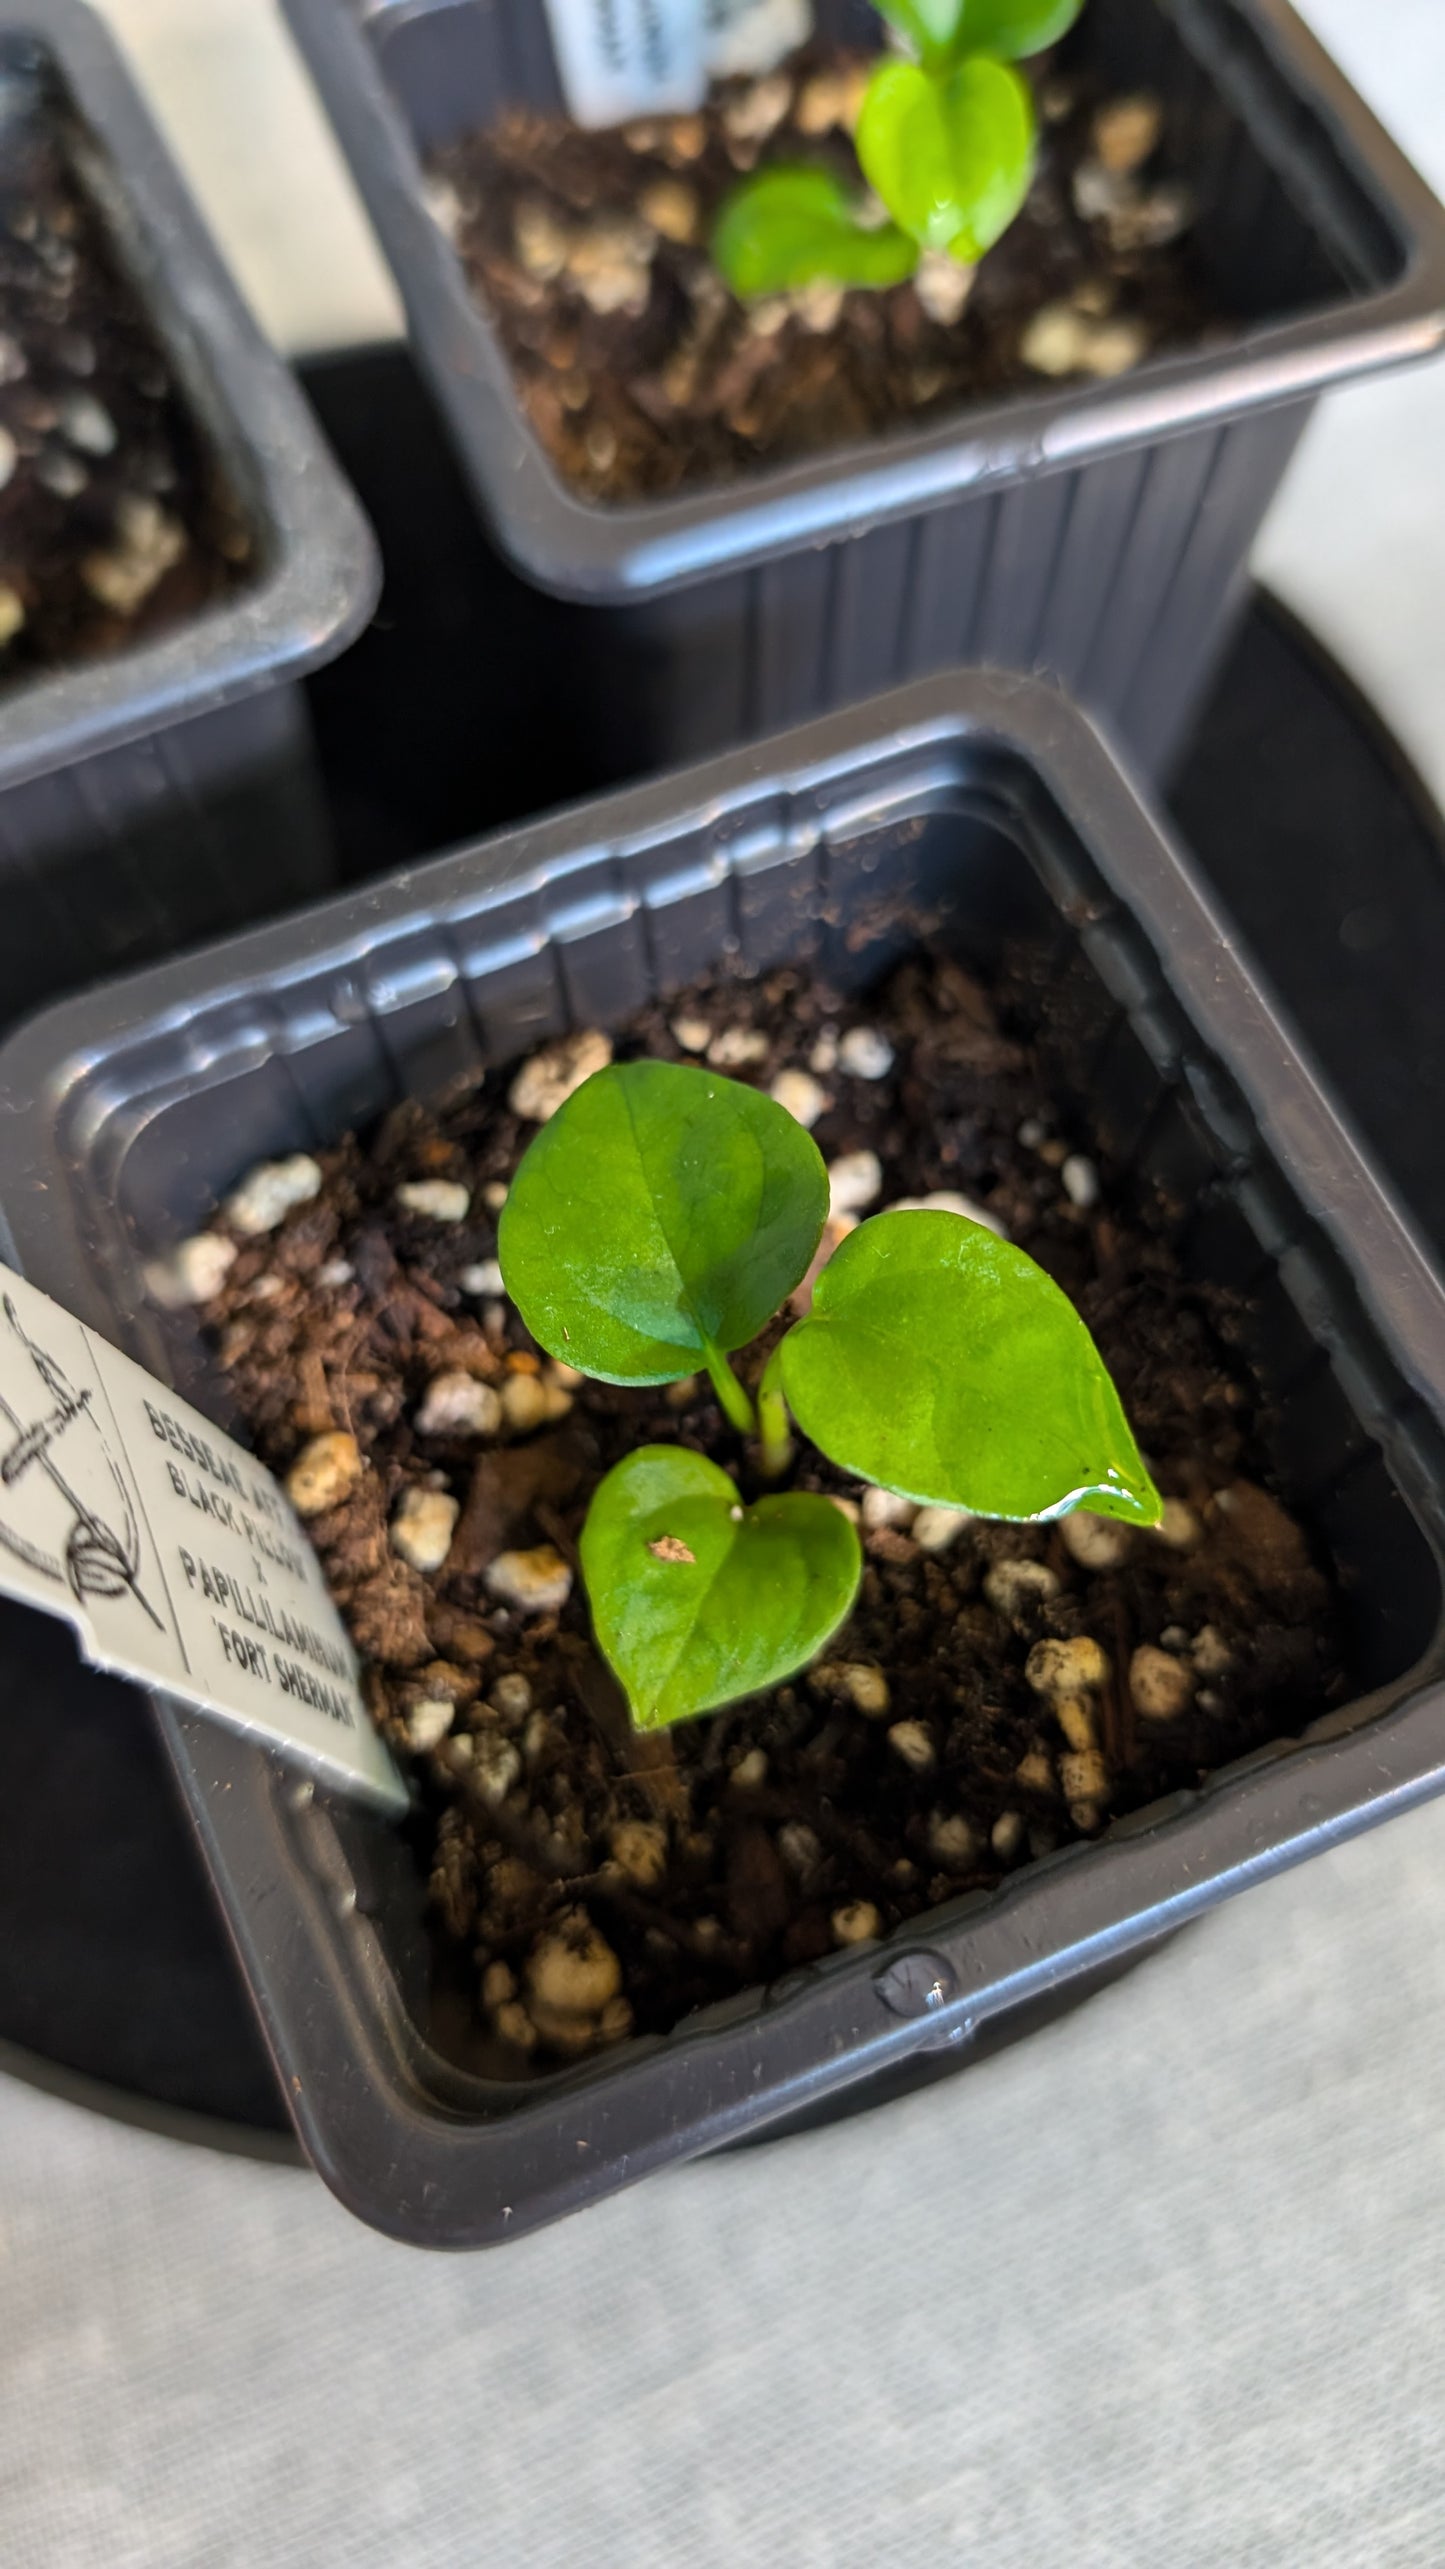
[710,0,1084,304]
[499,1055,1159,1732]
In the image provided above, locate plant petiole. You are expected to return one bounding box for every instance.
[701,1339,757,1437]
[756,1340,794,1480]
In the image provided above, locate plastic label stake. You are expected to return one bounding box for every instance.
[540,0,812,125]
[0,1261,404,1816]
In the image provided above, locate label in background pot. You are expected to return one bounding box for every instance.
[541,0,812,126]
[0,1262,404,1817]
[704,0,813,78]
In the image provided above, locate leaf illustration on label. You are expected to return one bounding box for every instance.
[0,1292,161,1629]
[67,1517,141,1603]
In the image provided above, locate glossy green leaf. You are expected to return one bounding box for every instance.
[952,0,1085,61]
[497,1060,828,1385]
[873,0,969,63]
[856,55,1036,261]
[580,1446,863,1730]
[712,166,918,297]
[778,1209,1162,1523]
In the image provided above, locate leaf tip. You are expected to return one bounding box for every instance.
[1083,1462,1165,1528]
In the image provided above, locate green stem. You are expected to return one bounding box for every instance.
[756,1342,794,1481]
[700,1339,756,1437]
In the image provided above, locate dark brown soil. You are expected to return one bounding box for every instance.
[429,45,1224,503]
[0,92,251,681]
[194,948,1345,2071]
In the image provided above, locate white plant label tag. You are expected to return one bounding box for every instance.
[541,0,707,126]
[703,0,813,78]
[541,0,812,125]
[0,1262,405,1817]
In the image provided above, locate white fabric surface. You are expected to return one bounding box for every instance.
[7,1798,1445,2567]
[6,3,1445,2560]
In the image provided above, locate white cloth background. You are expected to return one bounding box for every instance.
[7,1802,1445,2567]
[5,4,1445,2561]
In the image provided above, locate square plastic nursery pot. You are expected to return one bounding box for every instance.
[281,0,1445,785]
[0,0,380,1028]
[2,669,1445,2247]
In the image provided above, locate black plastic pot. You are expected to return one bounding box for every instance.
[283,0,1445,783]
[2,669,1444,2246]
[0,0,380,1026]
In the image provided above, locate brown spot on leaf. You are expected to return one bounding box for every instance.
[648,1533,696,1564]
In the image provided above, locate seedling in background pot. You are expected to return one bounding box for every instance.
[712,0,1084,304]
[499,1057,1158,1729]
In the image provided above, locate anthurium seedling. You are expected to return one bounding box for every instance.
[711,0,1083,303]
[499,1057,1159,1730]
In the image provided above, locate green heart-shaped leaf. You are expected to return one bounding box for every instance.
[498,1059,828,1384]
[953,0,1084,61]
[779,1209,1162,1524]
[712,167,918,298]
[856,56,1036,261]
[580,1446,863,1730]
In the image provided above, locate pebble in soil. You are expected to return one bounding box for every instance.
[180,949,1346,2070]
[426,46,1222,503]
[0,82,251,683]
